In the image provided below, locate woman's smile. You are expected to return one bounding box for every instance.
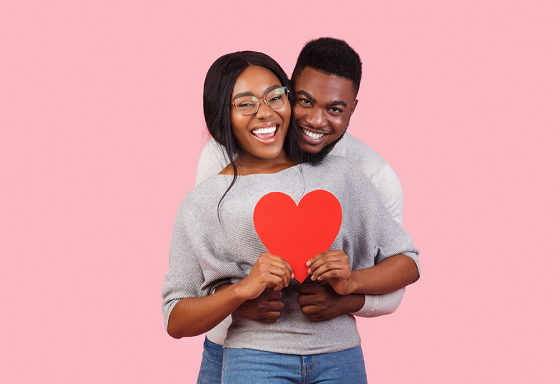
[250,122,279,142]
[230,65,292,168]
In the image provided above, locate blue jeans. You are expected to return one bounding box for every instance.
[222,346,367,384]
[197,337,224,384]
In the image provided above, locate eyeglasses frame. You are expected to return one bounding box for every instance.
[231,86,290,116]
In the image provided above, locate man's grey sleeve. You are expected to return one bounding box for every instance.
[376,161,404,227]
[194,138,230,187]
[351,160,407,318]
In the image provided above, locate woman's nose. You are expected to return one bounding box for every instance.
[256,101,274,119]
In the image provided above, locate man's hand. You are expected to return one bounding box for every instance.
[296,282,365,321]
[235,288,285,324]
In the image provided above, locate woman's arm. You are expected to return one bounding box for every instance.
[306,251,419,296]
[167,253,293,339]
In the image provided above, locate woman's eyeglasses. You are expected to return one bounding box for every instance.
[231,87,289,115]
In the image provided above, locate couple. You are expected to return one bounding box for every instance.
[162,38,420,383]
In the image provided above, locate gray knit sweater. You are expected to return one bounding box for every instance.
[162,156,420,355]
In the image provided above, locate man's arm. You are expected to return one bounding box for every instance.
[297,283,406,320]
[298,156,407,320]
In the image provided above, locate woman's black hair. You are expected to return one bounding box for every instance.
[203,51,304,214]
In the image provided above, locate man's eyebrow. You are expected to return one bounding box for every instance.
[233,85,282,100]
[327,100,347,108]
[296,90,316,103]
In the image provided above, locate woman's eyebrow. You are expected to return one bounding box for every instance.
[233,85,282,100]
[232,91,254,100]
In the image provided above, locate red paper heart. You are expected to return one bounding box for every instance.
[253,190,342,282]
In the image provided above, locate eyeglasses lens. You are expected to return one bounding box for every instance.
[265,87,288,109]
[234,87,288,115]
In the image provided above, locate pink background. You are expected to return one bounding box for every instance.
[1,1,559,382]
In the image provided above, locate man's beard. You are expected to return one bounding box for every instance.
[300,131,346,166]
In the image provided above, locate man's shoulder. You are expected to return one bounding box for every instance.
[330,133,392,185]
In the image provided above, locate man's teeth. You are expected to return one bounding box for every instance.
[252,126,277,135]
[303,129,325,139]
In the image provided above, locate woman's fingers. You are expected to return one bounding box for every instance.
[255,253,293,288]
[306,251,350,281]
[265,254,294,279]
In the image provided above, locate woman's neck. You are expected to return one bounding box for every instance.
[220,150,299,176]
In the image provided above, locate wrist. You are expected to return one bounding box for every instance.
[232,278,265,303]
[347,294,366,313]
[347,271,361,295]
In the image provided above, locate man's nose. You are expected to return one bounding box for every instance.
[306,108,327,127]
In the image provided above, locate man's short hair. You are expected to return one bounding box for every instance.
[292,37,362,94]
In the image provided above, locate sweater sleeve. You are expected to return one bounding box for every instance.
[342,160,420,276]
[347,160,412,318]
[194,139,230,187]
[161,204,206,332]
[376,162,404,227]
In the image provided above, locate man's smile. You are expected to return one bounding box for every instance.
[298,124,331,145]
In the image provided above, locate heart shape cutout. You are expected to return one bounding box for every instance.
[253,190,342,282]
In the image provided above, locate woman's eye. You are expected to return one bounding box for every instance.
[270,96,282,102]
[239,102,255,108]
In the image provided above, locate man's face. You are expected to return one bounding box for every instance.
[292,67,358,154]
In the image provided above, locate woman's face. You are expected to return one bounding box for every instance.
[230,65,291,166]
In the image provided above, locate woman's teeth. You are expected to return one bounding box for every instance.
[303,129,325,139]
[252,126,277,135]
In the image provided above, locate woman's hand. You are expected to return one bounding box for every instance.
[236,253,293,300]
[306,250,356,296]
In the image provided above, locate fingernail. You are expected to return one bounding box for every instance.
[311,275,315,281]
[306,261,310,266]
[307,269,311,274]
[292,273,295,279]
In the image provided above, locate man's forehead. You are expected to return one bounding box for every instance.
[293,67,356,102]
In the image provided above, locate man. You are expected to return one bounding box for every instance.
[194,38,419,384]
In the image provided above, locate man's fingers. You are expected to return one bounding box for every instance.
[261,288,283,300]
[296,284,320,295]
[300,304,319,316]
[260,299,284,312]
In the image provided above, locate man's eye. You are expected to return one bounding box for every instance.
[298,99,311,105]
[329,107,343,113]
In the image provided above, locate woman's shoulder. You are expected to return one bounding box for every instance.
[301,155,368,181]
[180,175,230,211]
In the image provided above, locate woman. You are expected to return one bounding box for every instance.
[162,51,419,383]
